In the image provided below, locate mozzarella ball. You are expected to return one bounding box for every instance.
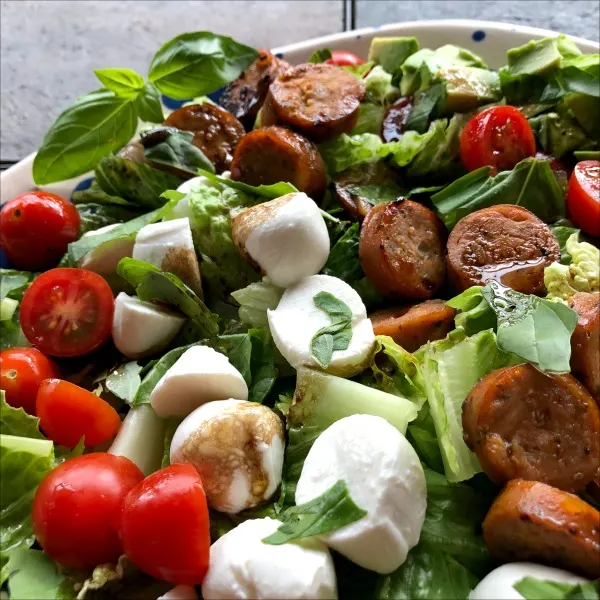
[150,346,248,418]
[296,414,426,574]
[469,562,588,600]
[202,518,337,600]
[170,400,284,513]
[232,192,330,288]
[158,585,198,600]
[78,224,134,274]
[267,274,375,376]
[112,292,185,359]
[133,217,202,296]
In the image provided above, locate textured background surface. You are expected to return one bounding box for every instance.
[1,0,598,158]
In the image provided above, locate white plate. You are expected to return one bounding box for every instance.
[1,18,598,205]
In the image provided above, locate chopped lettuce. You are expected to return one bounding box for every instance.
[351,102,386,135]
[545,233,600,300]
[0,270,35,351]
[231,280,284,328]
[514,577,600,600]
[319,133,384,174]
[5,548,70,599]
[363,65,401,105]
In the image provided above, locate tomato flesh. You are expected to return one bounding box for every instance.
[32,453,144,570]
[325,50,365,67]
[119,463,210,585]
[460,106,536,175]
[0,348,59,414]
[0,191,80,270]
[36,378,121,448]
[567,160,600,237]
[20,268,115,357]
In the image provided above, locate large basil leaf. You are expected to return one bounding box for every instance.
[76,203,142,235]
[148,32,258,100]
[197,169,297,199]
[431,157,565,229]
[136,83,165,123]
[33,89,139,185]
[94,68,145,98]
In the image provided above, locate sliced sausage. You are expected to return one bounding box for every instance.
[483,479,600,578]
[163,103,245,173]
[568,292,600,401]
[370,300,456,352]
[219,49,291,130]
[381,97,413,143]
[462,364,600,491]
[333,163,402,221]
[446,204,561,295]
[262,63,365,142]
[359,200,447,300]
[229,126,327,199]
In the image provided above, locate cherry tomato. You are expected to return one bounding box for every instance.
[0,348,59,414]
[567,160,600,237]
[20,268,115,357]
[460,106,536,175]
[325,50,365,67]
[32,453,144,570]
[36,379,121,448]
[0,191,80,270]
[119,463,210,585]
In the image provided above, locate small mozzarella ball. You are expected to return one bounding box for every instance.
[296,414,426,574]
[112,292,185,359]
[267,274,375,376]
[202,518,337,600]
[158,585,198,600]
[78,224,134,274]
[231,192,330,288]
[150,346,248,418]
[469,563,588,600]
[133,217,202,296]
[170,400,284,514]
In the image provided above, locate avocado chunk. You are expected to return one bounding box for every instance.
[368,36,419,74]
[399,48,439,96]
[504,37,563,77]
[529,112,588,158]
[437,66,501,112]
[434,44,488,69]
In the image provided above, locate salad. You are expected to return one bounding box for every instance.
[0,28,599,600]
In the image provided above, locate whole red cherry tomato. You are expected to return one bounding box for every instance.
[20,268,114,357]
[567,160,600,237]
[119,463,210,585]
[36,379,121,448]
[0,348,59,414]
[32,453,144,570]
[460,106,536,175]
[0,191,80,270]
[325,50,365,67]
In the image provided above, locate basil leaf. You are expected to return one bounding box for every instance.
[148,32,258,100]
[309,48,332,63]
[262,480,366,545]
[76,203,142,235]
[136,83,165,123]
[513,577,600,600]
[197,168,297,199]
[95,68,145,98]
[406,82,446,133]
[431,157,565,230]
[105,361,143,404]
[33,89,139,185]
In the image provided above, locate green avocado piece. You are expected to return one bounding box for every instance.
[368,36,420,74]
[436,66,501,112]
[529,112,588,158]
[434,44,488,69]
[563,93,600,138]
[505,37,563,77]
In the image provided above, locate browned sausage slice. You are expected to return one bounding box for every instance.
[332,163,402,221]
[483,479,600,578]
[568,292,600,401]
[263,63,365,142]
[370,300,456,352]
[463,364,600,491]
[381,97,413,143]
[219,50,291,130]
[359,200,447,300]
[446,205,560,295]
[229,126,327,199]
[163,103,245,173]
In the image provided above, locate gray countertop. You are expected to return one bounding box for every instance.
[1,0,598,159]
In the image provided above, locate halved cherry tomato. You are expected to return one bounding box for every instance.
[325,50,365,67]
[567,160,600,237]
[118,463,210,585]
[36,379,121,448]
[0,191,80,270]
[460,106,536,175]
[32,453,144,570]
[0,348,59,414]
[20,268,114,357]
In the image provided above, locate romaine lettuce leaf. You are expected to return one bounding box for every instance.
[351,102,386,135]
[231,280,284,328]
[319,133,384,174]
[0,270,36,351]
[363,65,401,105]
